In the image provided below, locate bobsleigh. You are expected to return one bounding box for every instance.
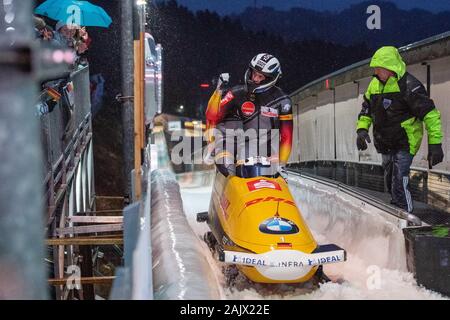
[197,157,346,284]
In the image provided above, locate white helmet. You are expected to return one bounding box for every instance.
[245,53,282,93]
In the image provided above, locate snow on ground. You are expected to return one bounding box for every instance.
[179,176,447,300]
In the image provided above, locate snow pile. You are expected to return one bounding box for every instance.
[179,173,448,300]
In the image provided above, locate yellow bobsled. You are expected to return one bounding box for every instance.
[197,159,346,284]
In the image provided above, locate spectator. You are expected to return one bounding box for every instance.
[356,46,444,213]
[54,21,78,48]
[34,16,55,42]
[74,27,91,59]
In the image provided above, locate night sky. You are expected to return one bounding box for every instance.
[171,0,450,15]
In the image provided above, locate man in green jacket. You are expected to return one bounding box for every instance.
[356,46,444,213]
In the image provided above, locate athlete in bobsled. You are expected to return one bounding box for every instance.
[200,54,346,284]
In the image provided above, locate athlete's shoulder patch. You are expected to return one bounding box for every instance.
[282,103,291,113]
[220,91,235,107]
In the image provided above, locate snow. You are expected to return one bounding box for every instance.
[179,173,447,300]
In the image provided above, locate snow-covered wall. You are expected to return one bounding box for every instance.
[151,169,221,300]
[288,174,408,272]
[291,36,450,172]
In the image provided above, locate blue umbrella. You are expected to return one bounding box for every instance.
[35,0,112,28]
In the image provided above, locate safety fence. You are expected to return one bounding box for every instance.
[40,65,95,227]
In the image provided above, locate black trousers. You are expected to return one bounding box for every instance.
[381,150,414,213]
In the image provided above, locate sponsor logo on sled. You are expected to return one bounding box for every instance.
[245,197,296,208]
[231,255,341,267]
[307,255,342,266]
[259,217,299,234]
[232,255,267,266]
[247,179,281,191]
[231,255,307,268]
[225,250,345,268]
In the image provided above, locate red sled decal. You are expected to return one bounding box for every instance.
[247,179,281,191]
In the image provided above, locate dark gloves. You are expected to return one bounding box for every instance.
[356,129,371,151]
[428,144,444,168]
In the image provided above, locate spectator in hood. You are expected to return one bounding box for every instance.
[54,20,78,48]
[356,46,444,213]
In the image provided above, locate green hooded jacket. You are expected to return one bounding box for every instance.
[357,46,442,155]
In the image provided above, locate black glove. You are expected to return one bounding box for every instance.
[356,129,371,151]
[427,144,444,169]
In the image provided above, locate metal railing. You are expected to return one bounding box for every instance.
[290,31,450,99]
[287,168,423,226]
[40,65,94,226]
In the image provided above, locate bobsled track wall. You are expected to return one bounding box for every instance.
[287,172,408,272]
[110,130,221,299]
[150,169,412,299]
[289,32,450,213]
[136,131,448,299]
[150,169,221,300]
[147,131,220,299]
[146,134,412,299]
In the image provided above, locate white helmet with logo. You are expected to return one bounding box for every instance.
[245,53,282,93]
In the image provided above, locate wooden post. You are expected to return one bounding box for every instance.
[140,30,145,150]
[56,224,123,236]
[121,0,136,198]
[133,29,143,200]
[48,276,116,286]
[80,245,95,299]
[95,196,125,200]
[46,237,123,246]
[67,216,123,224]
[56,196,68,300]
[75,209,123,215]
